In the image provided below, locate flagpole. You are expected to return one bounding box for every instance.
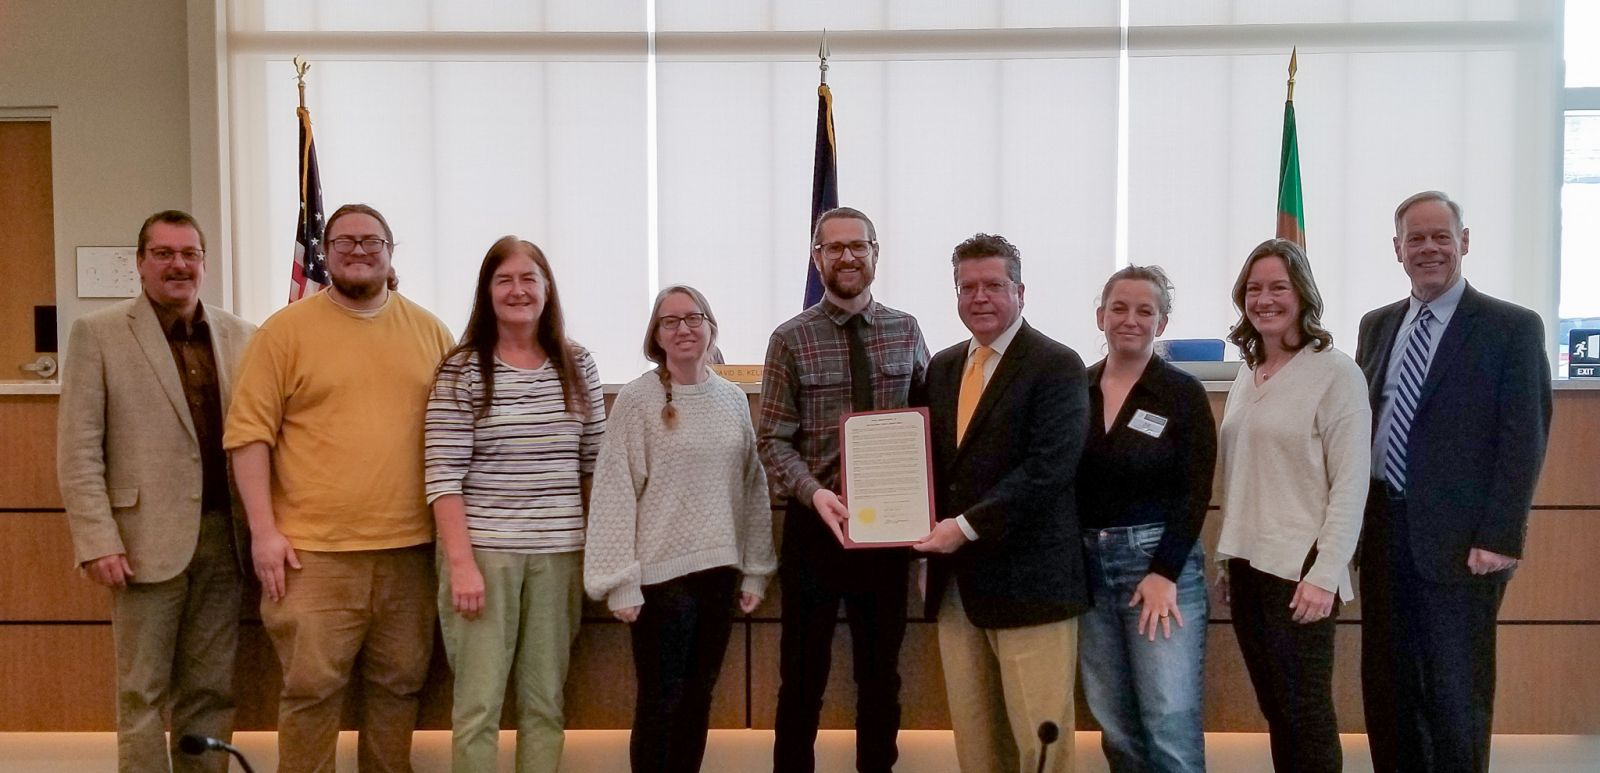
[1286,47,1297,102]
[804,30,839,308]
[818,29,829,85]
[293,56,309,110]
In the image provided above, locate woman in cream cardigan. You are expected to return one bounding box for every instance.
[1214,238,1371,773]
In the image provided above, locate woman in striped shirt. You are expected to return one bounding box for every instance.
[424,235,606,772]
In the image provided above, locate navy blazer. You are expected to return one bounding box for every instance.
[918,321,1090,628]
[1355,282,1552,584]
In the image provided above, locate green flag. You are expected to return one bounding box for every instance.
[1276,99,1305,247]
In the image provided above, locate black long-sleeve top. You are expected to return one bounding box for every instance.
[1076,354,1218,581]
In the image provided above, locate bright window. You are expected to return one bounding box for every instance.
[225,0,1563,382]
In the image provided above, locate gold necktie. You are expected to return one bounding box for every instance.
[956,346,994,444]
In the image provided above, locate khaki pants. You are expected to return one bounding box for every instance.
[937,581,1078,773]
[260,546,436,773]
[439,549,583,773]
[111,511,241,773]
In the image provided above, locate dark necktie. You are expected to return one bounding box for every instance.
[846,314,874,412]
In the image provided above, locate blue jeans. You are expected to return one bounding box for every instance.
[1079,525,1209,773]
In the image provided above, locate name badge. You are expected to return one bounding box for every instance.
[1127,409,1168,439]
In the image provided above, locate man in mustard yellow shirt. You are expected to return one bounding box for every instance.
[225,203,454,773]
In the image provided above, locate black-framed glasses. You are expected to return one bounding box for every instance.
[812,240,877,259]
[328,236,391,254]
[659,313,708,331]
[144,248,205,264]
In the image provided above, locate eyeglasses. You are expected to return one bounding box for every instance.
[328,236,391,254]
[144,248,205,264]
[812,240,877,259]
[956,280,1013,298]
[659,313,708,331]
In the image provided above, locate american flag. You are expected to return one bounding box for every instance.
[288,104,327,303]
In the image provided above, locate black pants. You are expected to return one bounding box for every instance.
[1360,490,1506,773]
[629,567,738,773]
[773,502,908,773]
[1228,558,1341,773]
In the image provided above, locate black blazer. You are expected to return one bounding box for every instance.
[1355,283,1552,584]
[918,321,1090,628]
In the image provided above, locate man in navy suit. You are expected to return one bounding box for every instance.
[914,233,1088,773]
[1355,191,1552,773]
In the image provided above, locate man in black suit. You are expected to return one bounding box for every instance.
[914,233,1089,773]
[1356,191,1552,773]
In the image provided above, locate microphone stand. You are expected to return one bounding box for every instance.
[1036,720,1060,773]
[179,734,257,773]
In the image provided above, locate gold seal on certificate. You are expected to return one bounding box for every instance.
[838,407,936,548]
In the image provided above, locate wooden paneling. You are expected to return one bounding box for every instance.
[0,624,115,730]
[1206,389,1600,509]
[1493,626,1600,733]
[1501,510,1600,621]
[6,390,1598,735]
[565,621,747,729]
[0,396,63,509]
[752,509,927,624]
[748,622,949,730]
[231,620,744,731]
[1203,623,1600,735]
[0,121,55,373]
[0,512,110,621]
[1201,624,1366,732]
[1534,391,1600,507]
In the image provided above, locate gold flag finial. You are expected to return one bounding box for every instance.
[293,56,311,109]
[819,29,830,86]
[1286,47,1298,102]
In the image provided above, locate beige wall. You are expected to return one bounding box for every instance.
[0,0,197,345]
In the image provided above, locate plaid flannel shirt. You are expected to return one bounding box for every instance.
[757,297,930,506]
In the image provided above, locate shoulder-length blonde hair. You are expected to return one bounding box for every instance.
[1227,238,1333,368]
[642,285,720,428]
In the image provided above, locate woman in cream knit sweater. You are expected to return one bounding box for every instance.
[1215,239,1371,773]
[585,285,777,773]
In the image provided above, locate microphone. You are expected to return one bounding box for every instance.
[179,734,257,773]
[1036,720,1060,773]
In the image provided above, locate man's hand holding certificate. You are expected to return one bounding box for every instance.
[839,408,935,547]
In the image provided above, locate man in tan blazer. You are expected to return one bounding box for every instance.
[58,210,256,773]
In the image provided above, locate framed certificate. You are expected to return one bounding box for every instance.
[838,407,936,548]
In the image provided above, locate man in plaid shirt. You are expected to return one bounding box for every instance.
[759,206,930,773]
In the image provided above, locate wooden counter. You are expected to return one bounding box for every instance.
[3,386,1596,733]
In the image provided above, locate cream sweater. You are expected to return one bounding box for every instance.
[1215,345,1371,600]
[584,371,777,611]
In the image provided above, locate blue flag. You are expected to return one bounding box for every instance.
[804,83,838,308]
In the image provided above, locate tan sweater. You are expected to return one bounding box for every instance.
[1214,345,1371,599]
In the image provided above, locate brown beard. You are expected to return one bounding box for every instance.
[823,262,872,299]
[332,274,384,301]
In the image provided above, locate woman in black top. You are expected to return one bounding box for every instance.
[1077,265,1217,773]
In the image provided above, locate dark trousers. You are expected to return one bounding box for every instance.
[629,567,739,773]
[1228,558,1341,773]
[773,502,908,773]
[1360,490,1506,773]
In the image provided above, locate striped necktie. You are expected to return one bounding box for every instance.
[1383,305,1436,491]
